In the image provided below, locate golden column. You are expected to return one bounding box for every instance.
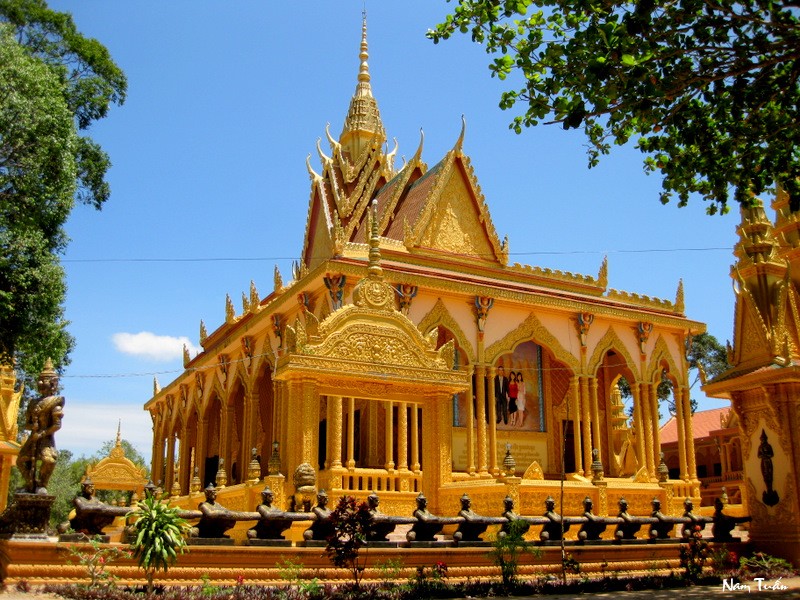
[346,396,357,469]
[632,384,646,475]
[590,376,602,466]
[410,403,420,472]
[674,385,688,480]
[300,381,320,468]
[466,366,476,475]
[150,413,163,487]
[384,400,395,470]
[580,375,592,475]
[196,417,209,486]
[221,403,233,483]
[179,420,190,493]
[398,401,409,471]
[165,433,176,490]
[328,395,343,469]
[569,376,583,475]
[421,392,453,512]
[681,386,697,480]
[486,366,498,476]
[476,364,488,475]
[650,382,661,470]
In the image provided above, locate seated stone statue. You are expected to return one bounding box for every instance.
[406,493,457,542]
[578,496,607,541]
[541,496,569,541]
[303,490,334,542]
[498,495,530,539]
[649,498,676,539]
[453,494,490,542]
[58,478,131,537]
[365,492,408,542]
[189,484,254,539]
[247,486,293,541]
[615,497,642,540]
[711,497,751,541]
[681,497,707,538]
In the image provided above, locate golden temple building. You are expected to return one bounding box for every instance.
[704,192,800,564]
[146,19,705,518]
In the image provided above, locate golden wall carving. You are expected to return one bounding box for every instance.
[417,298,476,363]
[587,326,640,380]
[484,312,579,371]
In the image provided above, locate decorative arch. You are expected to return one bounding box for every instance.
[646,334,686,386]
[417,298,476,363]
[484,312,579,371]
[587,326,640,380]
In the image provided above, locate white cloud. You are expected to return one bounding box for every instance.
[57,401,153,462]
[112,331,200,362]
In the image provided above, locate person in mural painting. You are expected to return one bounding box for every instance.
[515,372,526,428]
[494,365,509,425]
[507,371,519,426]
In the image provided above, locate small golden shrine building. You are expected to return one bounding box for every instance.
[146,20,704,517]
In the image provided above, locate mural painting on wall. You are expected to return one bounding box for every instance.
[453,341,546,433]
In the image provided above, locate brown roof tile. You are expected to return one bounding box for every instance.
[660,406,731,445]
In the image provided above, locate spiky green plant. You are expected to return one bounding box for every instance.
[130,495,188,593]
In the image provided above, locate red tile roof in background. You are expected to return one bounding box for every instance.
[660,406,731,445]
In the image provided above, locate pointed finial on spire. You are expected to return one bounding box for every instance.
[199,320,207,344]
[675,279,685,314]
[153,376,161,396]
[358,9,370,85]
[116,420,122,447]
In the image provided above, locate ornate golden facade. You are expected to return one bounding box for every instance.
[705,191,800,564]
[145,19,703,518]
[0,364,22,511]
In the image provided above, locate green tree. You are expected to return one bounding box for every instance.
[130,495,188,594]
[0,0,126,383]
[429,0,800,214]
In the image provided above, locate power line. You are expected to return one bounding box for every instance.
[62,246,731,264]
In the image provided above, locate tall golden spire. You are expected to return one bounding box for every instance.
[339,11,385,159]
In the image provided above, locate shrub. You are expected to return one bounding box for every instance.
[129,495,189,594]
[325,496,372,588]
[739,551,797,579]
[488,519,531,587]
[65,535,130,589]
[679,525,711,583]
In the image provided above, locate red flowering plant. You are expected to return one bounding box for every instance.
[679,525,711,583]
[325,495,372,588]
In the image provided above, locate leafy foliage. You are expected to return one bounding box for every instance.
[679,525,711,582]
[129,495,188,594]
[325,496,372,588]
[64,535,131,590]
[0,0,125,386]
[489,519,532,587]
[429,0,800,214]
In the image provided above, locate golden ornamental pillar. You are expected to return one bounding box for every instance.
[300,380,320,468]
[196,417,209,486]
[221,404,234,483]
[682,386,697,480]
[165,433,176,491]
[242,386,257,474]
[328,395,343,469]
[421,392,453,513]
[569,376,583,476]
[640,382,655,477]
[398,401,409,471]
[466,366,476,475]
[674,385,688,480]
[476,364,488,475]
[632,383,646,476]
[486,366,498,476]
[589,376,602,466]
[366,400,380,466]
[347,397,357,469]
[150,412,162,487]
[580,375,592,476]
[384,400,395,470]
[179,420,190,493]
[650,382,661,474]
[410,403,420,472]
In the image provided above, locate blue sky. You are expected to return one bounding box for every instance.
[50,2,738,462]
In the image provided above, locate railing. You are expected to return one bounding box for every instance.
[334,467,421,494]
[700,471,743,485]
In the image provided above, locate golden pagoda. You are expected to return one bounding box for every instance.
[146,17,704,518]
[704,189,800,564]
[0,363,22,511]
